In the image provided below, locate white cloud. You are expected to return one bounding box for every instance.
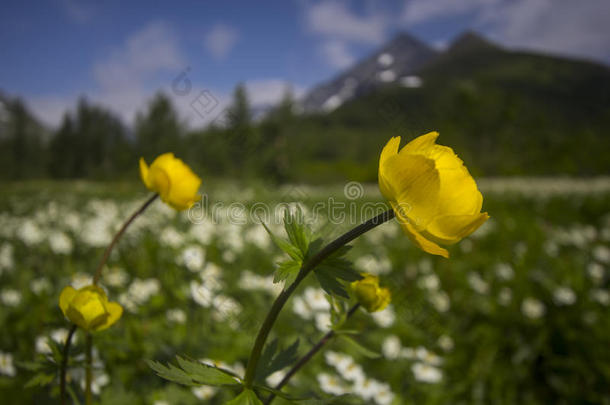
[480,0,610,62]
[93,21,184,91]
[204,24,239,61]
[401,0,610,62]
[320,40,355,69]
[27,95,75,128]
[244,79,305,107]
[305,1,387,44]
[402,0,499,24]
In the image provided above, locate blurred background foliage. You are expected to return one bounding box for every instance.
[1,41,609,183]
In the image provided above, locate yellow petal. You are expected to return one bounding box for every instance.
[378,137,401,201]
[139,158,152,190]
[436,166,483,216]
[59,286,77,316]
[383,153,440,229]
[425,212,490,245]
[399,131,439,155]
[94,302,123,332]
[392,202,449,258]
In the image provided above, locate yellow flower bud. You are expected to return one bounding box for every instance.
[351,274,391,312]
[59,285,123,332]
[378,132,489,258]
[139,153,202,211]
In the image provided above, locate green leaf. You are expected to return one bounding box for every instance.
[175,356,240,385]
[226,388,263,405]
[338,335,381,359]
[25,372,55,388]
[314,268,350,298]
[259,219,302,261]
[273,260,302,287]
[255,338,299,383]
[283,207,310,255]
[147,360,198,386]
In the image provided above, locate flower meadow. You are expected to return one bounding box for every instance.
[0,141,609,403]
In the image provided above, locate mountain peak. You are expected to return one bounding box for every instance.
[449,30,499,53]
[300,31,437,112]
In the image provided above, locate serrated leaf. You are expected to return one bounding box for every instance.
[273,260,301,287]
[175,356,240,385]
[314,269,349,298]
[25,372,55,388]
[339,335,381,359]
[259,219,302,260]
[255,338,299,383]
[147,360,197,386]
[283,207,310,255]
[226,388,263,405]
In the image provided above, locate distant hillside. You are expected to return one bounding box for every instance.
[285,31,610,181]
[301,32,439,112]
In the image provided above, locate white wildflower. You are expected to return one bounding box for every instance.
[1,289,22,307]
[587,262,605,284]
[166,308,187,324]
[382,335,402,360]
[0,352,16,377]
[495,263,514,280]
[48,230,73,254]
[553,287,576,306]
[418,273,440,291]
[521,297,545,319]
[318,373,347,395]
[412,362,442,383]
[17,219,44,246]
[315,312,331,332]
[592,245,610,264]
[371,305,395,328]
[468,272,489,294]
[429,291,450,312]
[180,245,205,271]
[590,289,609,306]
[31,278,52,295]
[438,335,454,352]
[192,386,217,400]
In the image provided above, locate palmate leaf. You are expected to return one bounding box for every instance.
[283,207,311,255]
[146,357,240,387]
[273,260,301,287]
[24,372,55,388]
[255,338,299,383]
[259,219,302,261]
[313,244,361,298]
[226,388,263,405]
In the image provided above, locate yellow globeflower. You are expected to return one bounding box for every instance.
[139,153,202,211]
[379,132,489,258]
[351,274,391,312]
[59,285,123,332]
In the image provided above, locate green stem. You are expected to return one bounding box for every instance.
[243,209,395,387]
[263,304,361,405]
[85,334,92,405]
[92,193,158,285]
[59,324,77,405]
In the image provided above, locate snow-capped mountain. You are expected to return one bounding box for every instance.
[300,32,439,112]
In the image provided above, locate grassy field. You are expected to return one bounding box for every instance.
[0,179,609,404]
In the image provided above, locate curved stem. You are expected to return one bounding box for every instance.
[243,209,395,387]
[92,193,158,285]
[85,334,92,405]
[263,304,361,405]
[60,324,77,405]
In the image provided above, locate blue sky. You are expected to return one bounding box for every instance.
[1,0,609,127]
